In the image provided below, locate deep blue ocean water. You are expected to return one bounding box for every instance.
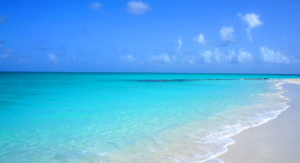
[0,73,299,162]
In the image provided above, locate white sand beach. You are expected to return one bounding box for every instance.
[217,81,300,162]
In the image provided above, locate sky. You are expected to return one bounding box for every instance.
[0,0,300,73]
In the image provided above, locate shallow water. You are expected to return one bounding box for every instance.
[0,73,299,162]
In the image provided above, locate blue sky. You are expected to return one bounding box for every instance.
[0,0,300,73]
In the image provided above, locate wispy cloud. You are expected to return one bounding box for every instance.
[185,56,197,64]
[48,53,58,63]
[127,1,151,15]
[148,54,175,63]
[201,50,212,63]
[260,46,289,63]
[193,33,206,45]
[214,48,222,62]
[238,13,263,41]
[19,56,32,64]
[90,2,101,10]
[0,15,7,24]
[194,30,235,47]
[237,49,253,63]
[199,48,251,64]
[114,48,126,53]
[220,26,235,42]
[121,54,136,62]
[227,50,236,62]
[177,36,182,51]
[213,48,236,63]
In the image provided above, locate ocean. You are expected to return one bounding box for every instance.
[0,73,299,162]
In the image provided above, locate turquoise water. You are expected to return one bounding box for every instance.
[0,73,299,162]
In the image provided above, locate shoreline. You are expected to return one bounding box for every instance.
[216,80,300,162]
[196,80,291,163]
[285,78,300,85]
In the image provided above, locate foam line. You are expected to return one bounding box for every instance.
[197,80,291,163]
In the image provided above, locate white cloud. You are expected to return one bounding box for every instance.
[260,46,289,63]
[89,2,101,10]
[211,49,252,63]
[193,33,206,45]
[227,50,236,61]
[214,48,222,62]
[213,48,236,63]
[192,49,253,64]
[220,26,235,42]
[200,49,251,64]
[177,36,182,51]
[186,56,196,64]
[200,50,212,63]
[121,54,136,62]
[48,53,58,63]
[245,29,253,41]
[238,13,263,41]
[239,13,263,29]
[148,54,175,63]
[127,1,151,15]
[237,49,253,63]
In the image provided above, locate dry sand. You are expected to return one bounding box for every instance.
[285,78,300,85]
[216,82,300,163]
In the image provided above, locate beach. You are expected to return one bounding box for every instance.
[217,80,300,163]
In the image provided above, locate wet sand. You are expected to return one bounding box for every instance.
[217,82,300,163]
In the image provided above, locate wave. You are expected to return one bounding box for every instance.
[104,80,291,162]
[202,80,290,163]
